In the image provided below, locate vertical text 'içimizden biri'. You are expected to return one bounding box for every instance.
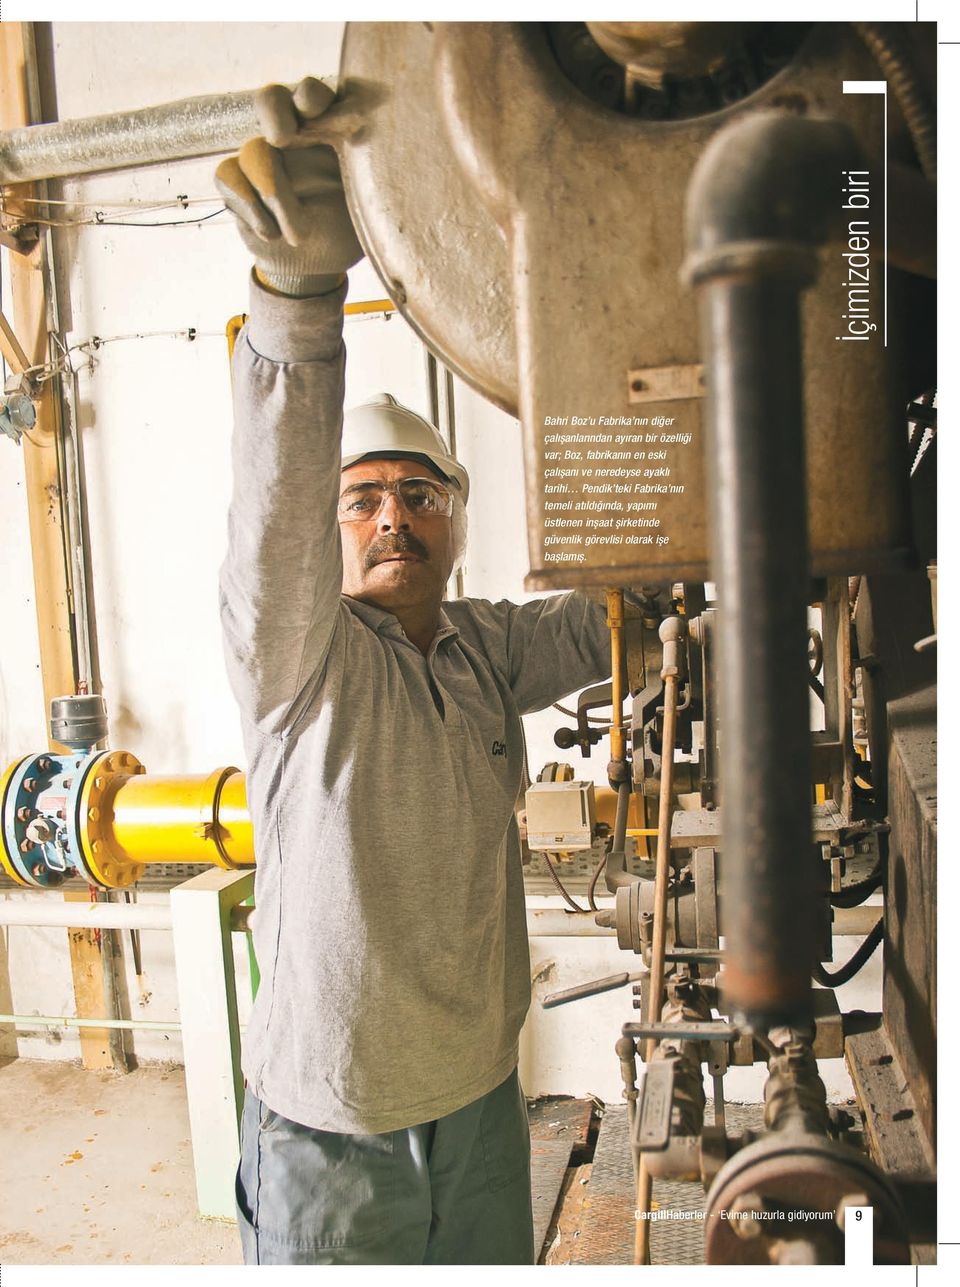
[837,169,874,341]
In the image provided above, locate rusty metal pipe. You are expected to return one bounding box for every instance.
[645,618,686,1061]
[644,1134,701,1181]
[646,670,678,1062]
[684,112,858,1029]
[634,1158,653,1265]
[634,629,683,1266]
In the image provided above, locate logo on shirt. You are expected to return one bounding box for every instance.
[491,740,507,757]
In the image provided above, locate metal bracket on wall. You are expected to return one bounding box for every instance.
[627,363,705,405]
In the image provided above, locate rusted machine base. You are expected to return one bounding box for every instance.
[562,1103,766,1264]
[551,1083,930,1265]
[845,1017,937,1264]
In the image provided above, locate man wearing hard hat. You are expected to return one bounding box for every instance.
[216,79,611,1266]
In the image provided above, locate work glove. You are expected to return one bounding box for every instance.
[215,77,363,297]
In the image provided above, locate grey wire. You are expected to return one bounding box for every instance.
[542,850,589,914]
[552,701,616,728]
[1,205,227,231]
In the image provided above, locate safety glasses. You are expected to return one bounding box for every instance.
[337,477,454,522]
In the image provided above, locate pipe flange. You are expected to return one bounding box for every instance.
[615,880,644,954]
[1,756,33,886]
[704,1131,909,1264]
[199,765,242,869]
[2,752,92,888]
[74,750,147,888]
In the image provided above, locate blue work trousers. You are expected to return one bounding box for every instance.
[235,1068,535,1264]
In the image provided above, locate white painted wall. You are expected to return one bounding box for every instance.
[0,22,879,1104]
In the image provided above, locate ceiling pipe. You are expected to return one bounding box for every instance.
[0,86,285,184]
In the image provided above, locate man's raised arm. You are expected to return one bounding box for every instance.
[216,79,363,736]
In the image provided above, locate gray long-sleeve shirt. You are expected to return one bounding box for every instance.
[220,277,611,1134]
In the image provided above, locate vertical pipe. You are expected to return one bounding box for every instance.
[424,345,466,598]
[607,589,625,762]
[441,365,465,599]
[684,112,857,1029]
[2,21,118,1072]
[29,25,123,1070]
[635,1159,653,1264]
[836,586,856,824]
[56,350,97,694]
[644,670,679,1061]
[603,590,640,892]
[1,24,78,723]
[698,276,816,1026]
[423,345,440,427]
[634,616,683,1264]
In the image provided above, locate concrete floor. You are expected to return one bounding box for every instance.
[0,1056,241,1266]
[0,1057,580,1267]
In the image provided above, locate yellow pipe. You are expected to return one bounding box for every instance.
[108,768,254,869]
[594,786,645,833]
[8,728,653,892]
[226,314,245,363]
[2,750,258,889]
[227,299,397,364]
[0,756,29,884]
[606,589,626,763]
[344,298,396,315]
[219,771,254,850]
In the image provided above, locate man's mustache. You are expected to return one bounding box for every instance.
[363,532,430,571]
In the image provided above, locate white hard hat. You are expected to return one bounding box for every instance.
[342,393,470,503]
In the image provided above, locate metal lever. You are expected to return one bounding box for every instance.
[664,947,724,963]
[541,970,645,1009]
[623,1019,737,1043]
